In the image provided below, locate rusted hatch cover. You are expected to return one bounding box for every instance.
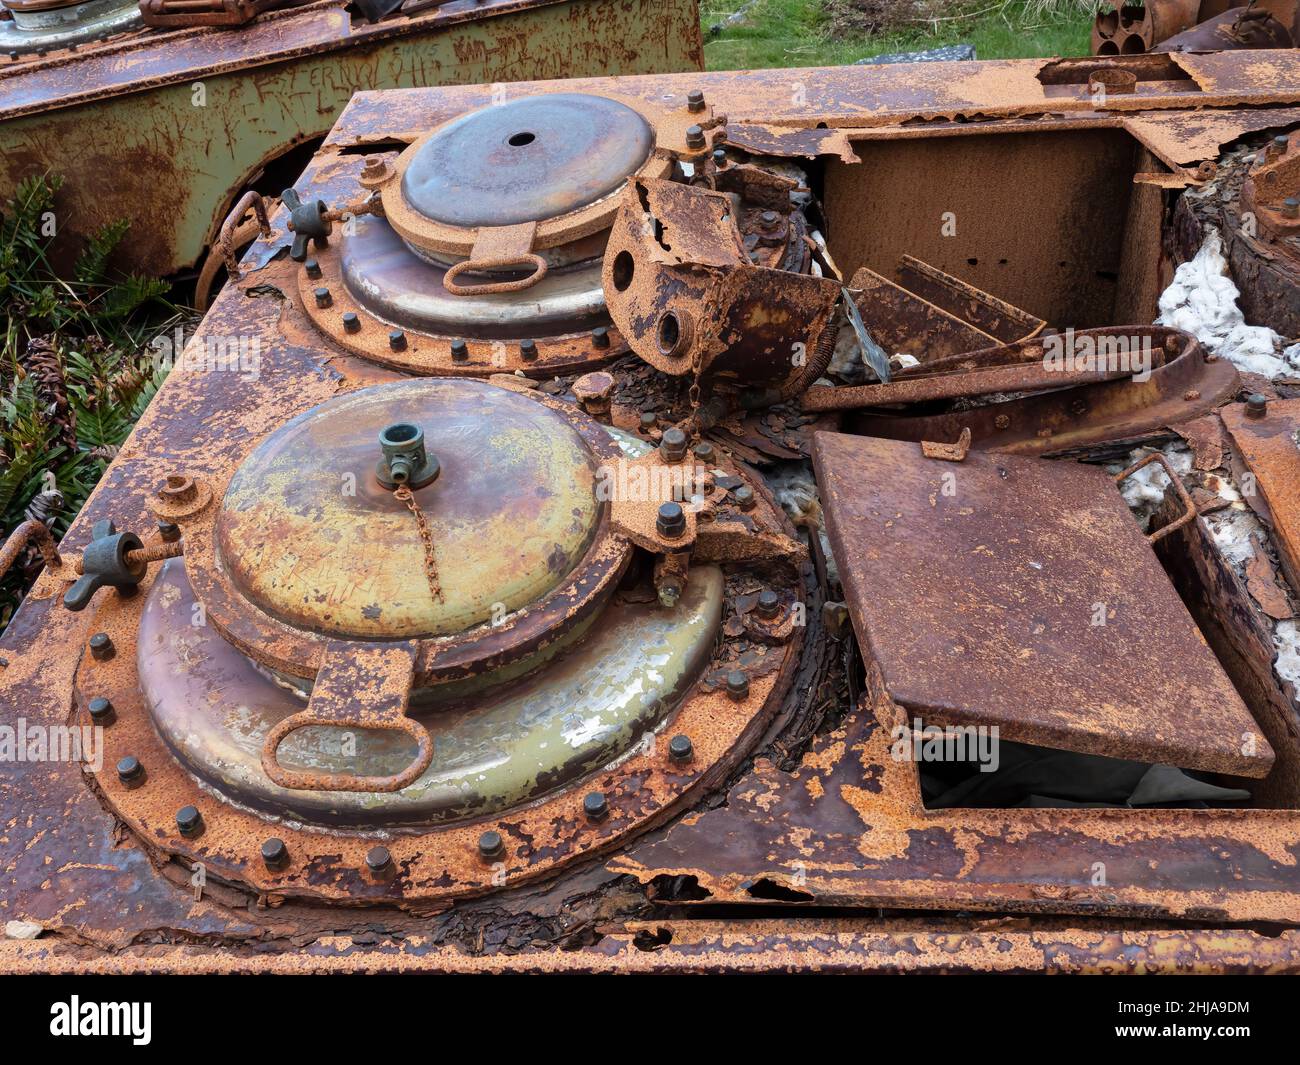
[216,378,602,639]
[812,430,1273,777]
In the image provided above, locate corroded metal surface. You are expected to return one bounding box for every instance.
[7,920,1300,973]
[138,559,723,822]
[399,93,654,229]
[812,431,1271,776]
[216,378,603,639]
[1221,398,1300,594]
[0,0,706,276]
[611,666,1300,923]
[848,331,1239,458]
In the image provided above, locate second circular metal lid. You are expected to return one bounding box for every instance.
[215,379,602,640]
[399,93,655,229]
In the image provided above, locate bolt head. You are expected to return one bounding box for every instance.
[450,339,469,362]
[304,258,322,279]
[693,441,715,463]
[657,501,686,539]
[583,791,609,822]
[388,329,407,351]
[478,830,504,860]
[733,484,756,510]
[687,89,706,112]
[261,838,288,870]
[342,312,360,333]
[660,427,688,462]
[756,589,781,619]
[157,520,181,542]
[365,846,392,874]
[668,734,694,764]
[117,756,143,786]
[591,325,611,349]
[640,412,658,430]
[1247,393,1269,417]
[520,339,538,361]
[725,670,750,700]
[314,287,332,308]
[89,632,114,661]
[685,124,705,149]
[176,805,203,837]
[87,697,115,725]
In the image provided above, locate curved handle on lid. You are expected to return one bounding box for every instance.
[261,640,432,794]
[443,253,548,296]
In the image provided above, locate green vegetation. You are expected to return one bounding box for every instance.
[0,173,184,627]
[701,0,1096,70]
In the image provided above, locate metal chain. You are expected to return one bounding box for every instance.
[393,485,443,604]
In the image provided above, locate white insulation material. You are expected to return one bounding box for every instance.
[1110,443,1299,696]
[1156,228,1300,377]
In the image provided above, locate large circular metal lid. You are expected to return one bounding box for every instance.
[400,93,655,228]
[215,379,601,640]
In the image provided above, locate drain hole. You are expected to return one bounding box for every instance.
[745,877,814,902]
[612,250,635,292]
[508,131,536,147]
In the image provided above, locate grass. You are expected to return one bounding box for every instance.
[0,173,184,629]
[701,0,1096,70]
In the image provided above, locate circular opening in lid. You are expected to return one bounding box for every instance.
[507,131,537,147]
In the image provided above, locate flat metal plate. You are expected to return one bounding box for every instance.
[400,93,654,228]
[1221,398,1300,592]
[812,431,1273,777]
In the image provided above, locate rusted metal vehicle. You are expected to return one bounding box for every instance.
[5,51,1300,975]
[0,0,703,279]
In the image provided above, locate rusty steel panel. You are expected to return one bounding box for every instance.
[0,0,705,276]
[811,430,1272,776]
[1222,398,1300,595]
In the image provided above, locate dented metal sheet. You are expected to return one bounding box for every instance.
[812,430,1273,776]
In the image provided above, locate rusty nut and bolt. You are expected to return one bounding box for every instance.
[117,756,145,789]
[725,671,750,701]
[756,589,781,620]
[660,427,688,463]
[686,89,706,112]
[1284,197,1300,220]
[573,372,616,419]
[157,520,181,543]
[520,339,538,362]
[733,484,756,511]
[657,501,687,540]
[88,697,116,726]
[1247,393,1269,418]
[591,325,611,349]
[261,838,289,871]
[89,632,115,661]
[342,312,360,334]
[668,734,694,765]
[389,329,407,351]
[304,258,322,279]
[693,441,715,463]
[176,805,203,838]
[314,287,332,308]
[450,339,469,363]
[478,830,505,861]
[685,124,706,150]
[583,791,609,823]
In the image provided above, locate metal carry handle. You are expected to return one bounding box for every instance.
[260,641,432,794]
[443,253,549,296]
